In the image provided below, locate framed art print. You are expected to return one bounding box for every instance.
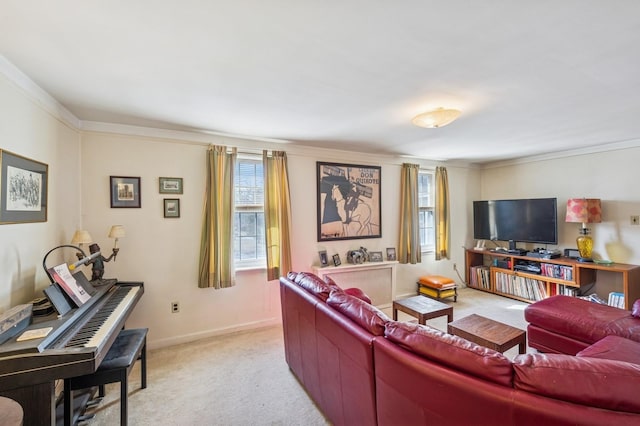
[110,176,141,208]
[164,198,180,218]
[159,177,183,194]
[317,161,381,241]
[0,150,48,224]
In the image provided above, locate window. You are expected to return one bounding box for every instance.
[418,170,435,252]
[234,156,266,265]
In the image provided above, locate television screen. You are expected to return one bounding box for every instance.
[473,198,558,245]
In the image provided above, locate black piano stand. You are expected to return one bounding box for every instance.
[64,328,148,425]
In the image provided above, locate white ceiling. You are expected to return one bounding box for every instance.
[2,1,640,164]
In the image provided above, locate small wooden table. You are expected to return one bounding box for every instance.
[392,296,453,325]
[447,314,526,354]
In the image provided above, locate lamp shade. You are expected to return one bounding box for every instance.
[412,108,461,128]
[565,199,602,224]
[70,230,93,245]
[108,225,126,239]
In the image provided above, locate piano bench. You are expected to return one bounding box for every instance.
[64,328,148,426]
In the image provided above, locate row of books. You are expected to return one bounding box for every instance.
[556,284,578,297]
[540,263,573,281]
[608,291,625,309]
[468,265,491,290]
[495,272,547,302]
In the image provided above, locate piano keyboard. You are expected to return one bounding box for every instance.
[64,286,140,348]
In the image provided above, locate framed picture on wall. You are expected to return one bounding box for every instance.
[159,177,183,194]
[0,149,48,224]
[163,198,180,218]
[316,161,381,241]
[110,176,141,208]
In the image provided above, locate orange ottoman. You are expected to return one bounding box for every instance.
[417,275,458,302]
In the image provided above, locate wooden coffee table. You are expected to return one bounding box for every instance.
[447,314,526,354]
[392,296,453,325]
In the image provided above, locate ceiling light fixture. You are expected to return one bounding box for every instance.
[412,108,461,128]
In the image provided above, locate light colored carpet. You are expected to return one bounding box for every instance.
[82,287,530,425]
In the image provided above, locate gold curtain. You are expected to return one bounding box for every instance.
[263,150,292,281]
[398,163,421,264]
[435,166,450,260]
[198,145,237,288]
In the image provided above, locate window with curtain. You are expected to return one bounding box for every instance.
[418,170,435,252]
[234,156,266,267]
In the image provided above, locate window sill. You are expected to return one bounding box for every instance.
[235,264,267,273]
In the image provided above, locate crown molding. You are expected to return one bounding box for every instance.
[0,55,81,129]
[482,138,640,169]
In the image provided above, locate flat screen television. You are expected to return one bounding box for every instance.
[473,198,558,245]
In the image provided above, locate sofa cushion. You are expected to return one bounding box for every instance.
[632,299,640,318]
[524,295,631,344]
[577,335,640,364]
[327,291,389,336]
[384,321,513,386]
[289,271,333,301]
[343,287,372,304]
[513,353,640,414]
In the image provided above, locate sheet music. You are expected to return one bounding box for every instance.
[49,263,91,306]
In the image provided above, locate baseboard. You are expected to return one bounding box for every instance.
[148,317,281,350]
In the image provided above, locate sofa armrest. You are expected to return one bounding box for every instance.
[513,353,640,414]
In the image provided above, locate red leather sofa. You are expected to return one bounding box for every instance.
[280,272,640,425]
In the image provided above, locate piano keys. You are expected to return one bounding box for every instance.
[0,279,143,426]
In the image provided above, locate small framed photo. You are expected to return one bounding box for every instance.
[332,253,342,267]
[370,251,383,262]
[386,247,396,261]
[163,198,180,218]
[318,250,329,267]
[0,150,48,224]
[159,177,183,194]
[110,176,141,208]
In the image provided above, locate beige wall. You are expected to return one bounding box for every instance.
[0,70,81,313]
[480,148,640,265]
[79,130,473,348]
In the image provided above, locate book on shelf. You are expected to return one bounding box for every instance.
[607,292,625,309]
[494,271,547,302]
[469,265,490,289]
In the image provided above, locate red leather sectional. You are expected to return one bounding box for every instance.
[280,272,640,425]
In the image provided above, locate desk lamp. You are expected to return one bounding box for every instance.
[565,198,601,262]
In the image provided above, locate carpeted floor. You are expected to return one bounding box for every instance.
[82,287,530,425]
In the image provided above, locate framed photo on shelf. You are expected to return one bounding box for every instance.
[386,247,396,261]
[316,161,381,242]
[318,250,329,267]
[370,251,383,262]
[163,198,180,218]
[110,176,141,208]
[159,177,183,194]
[332,253,342,267]
[0,149,48,224]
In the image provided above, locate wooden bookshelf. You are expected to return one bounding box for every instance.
[465,248,640,309]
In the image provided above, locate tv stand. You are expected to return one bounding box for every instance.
[465,248,640,309]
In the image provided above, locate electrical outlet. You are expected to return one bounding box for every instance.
[632,216,640,226]
[171,302,180,313]
[453,263,458,271]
